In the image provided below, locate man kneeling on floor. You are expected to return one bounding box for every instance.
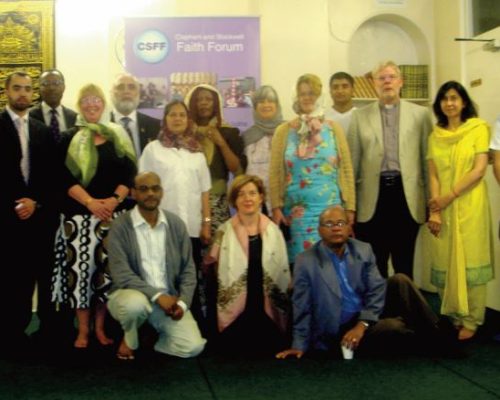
[276,205,455,360]
[107,171,206,360]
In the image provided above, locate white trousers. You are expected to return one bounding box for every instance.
[108,289,206,358]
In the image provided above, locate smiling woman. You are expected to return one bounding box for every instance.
[207,174,291,356]
[53,83,137,350]
[242,85,283,214]
[269,74,355,263]
[427,80,493,341]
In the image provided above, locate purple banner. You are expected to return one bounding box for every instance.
[124,17,260,131]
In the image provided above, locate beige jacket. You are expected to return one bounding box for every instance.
[269,120,355,211]
[347,100,433,223]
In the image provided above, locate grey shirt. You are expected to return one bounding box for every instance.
[380,102,401,174]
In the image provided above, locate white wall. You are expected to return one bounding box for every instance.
[55,0,500,310]
[433,1,500,311]
[55,0,435,118]
[464,26,500,311]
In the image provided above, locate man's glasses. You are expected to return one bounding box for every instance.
[135,185,162,193]
[40,80,64,87]
[375,75,399,82]
[320,220,347,228]
[115,83,138,91]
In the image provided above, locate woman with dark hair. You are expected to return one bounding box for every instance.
[139,99,211,256]
[207,175,291,355]
[427,80,493,340]
[185,85,246,233]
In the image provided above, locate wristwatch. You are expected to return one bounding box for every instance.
[359,321,370,329]
[112,193,123,203]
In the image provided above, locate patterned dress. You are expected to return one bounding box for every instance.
[52,133,136,309]
[283,123,341,260]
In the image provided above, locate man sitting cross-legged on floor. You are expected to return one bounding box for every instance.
[107,171,206,360]
[276,205,459,360]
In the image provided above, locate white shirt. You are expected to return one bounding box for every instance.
[7,106,30,181]
[40,101,69,131]
[324,106,357,136]
[139,140,211,237]
[113,109,141,157]
[490,115,500,150]
[131,207,187,311]
[6,106,29,141]
[131,206,168,293]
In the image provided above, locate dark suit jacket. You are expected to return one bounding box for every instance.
[29,103,78,130]
[111,110,160,152]
[292,239,386,352]
[0,110,61,334]
[1,110,60,226]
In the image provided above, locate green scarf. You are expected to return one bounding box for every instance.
[65,115,136,187]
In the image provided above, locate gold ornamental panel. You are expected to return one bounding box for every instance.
[0,0,54,109]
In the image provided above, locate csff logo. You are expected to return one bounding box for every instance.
[134,30,169,63]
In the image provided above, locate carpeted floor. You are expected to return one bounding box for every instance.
[1,338,500,400]
[1,298,499,400]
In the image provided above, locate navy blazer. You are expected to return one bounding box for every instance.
[292,238,386,352]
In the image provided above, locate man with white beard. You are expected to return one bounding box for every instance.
[110,73,161,157]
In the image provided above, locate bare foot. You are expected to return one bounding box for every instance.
[458,327,475,341]
[96,330,114,346]
[74,333,89,348]
[117,338,135,360]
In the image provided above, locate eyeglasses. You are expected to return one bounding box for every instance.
[320,220,347,228]
[40,80,64,87]
[375,75,399,82]
[135,185,162,193]
[115,83,138,91]
[80,96,103,106]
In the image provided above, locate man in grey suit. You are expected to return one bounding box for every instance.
[276,206,453,359]
[110,73,160,158]
[348,61,433,278]
[107,171,206,360]
[29,69,77,140]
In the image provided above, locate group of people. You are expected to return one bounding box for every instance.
[1,59,498,361]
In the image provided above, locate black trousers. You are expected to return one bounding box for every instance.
[1,214,58,351]
[355,175,420,278]
[331,274,441,358]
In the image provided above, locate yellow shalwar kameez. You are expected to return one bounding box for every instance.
[428,118,494,331]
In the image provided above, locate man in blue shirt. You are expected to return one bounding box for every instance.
[277,205,454,359]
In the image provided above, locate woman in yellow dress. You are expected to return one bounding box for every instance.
[427,81,493,340]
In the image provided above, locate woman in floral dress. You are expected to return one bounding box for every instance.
[269,74,355,262]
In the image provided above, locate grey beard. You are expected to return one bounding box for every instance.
[114,98,139,115]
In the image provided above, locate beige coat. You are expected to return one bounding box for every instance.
[347,100,433,223]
